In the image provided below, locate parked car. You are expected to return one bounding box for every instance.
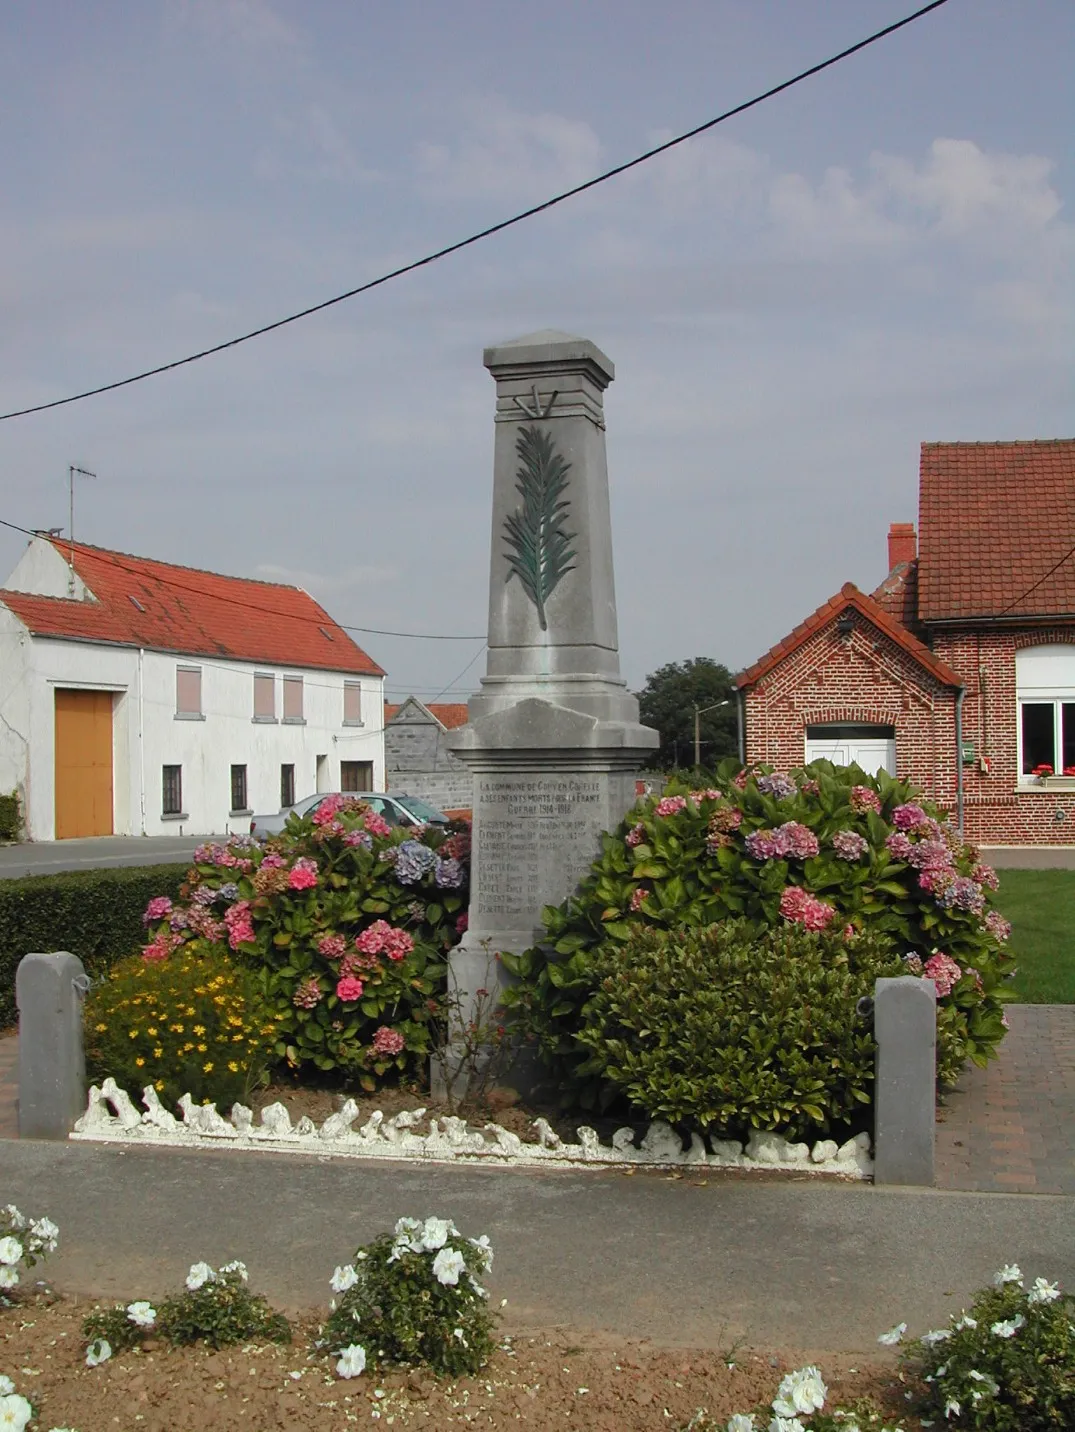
[249,791,449,840]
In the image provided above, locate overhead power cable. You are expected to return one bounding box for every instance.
[0,0,951,423]
[0,513,484,643]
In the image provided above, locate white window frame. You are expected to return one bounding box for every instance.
[1015,645,1075,785]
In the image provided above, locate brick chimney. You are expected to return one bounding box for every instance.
[887,522,916,570]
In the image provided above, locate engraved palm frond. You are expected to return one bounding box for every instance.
[502,424,577,631]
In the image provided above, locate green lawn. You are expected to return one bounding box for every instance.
[993,868,1075,1003]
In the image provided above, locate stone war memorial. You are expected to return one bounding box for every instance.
[448,330,658,1021]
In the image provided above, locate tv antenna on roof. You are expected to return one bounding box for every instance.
[67,464,96,596]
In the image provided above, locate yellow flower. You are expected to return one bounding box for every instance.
[153,1047,164,1058]
[203,1062,214,1073]
[227,1061,239,1073]
[197,1043,207,1053]
[95,1022,107,1032]
[172,1024,184,1034]
[155,1081,164,1092]
[213,996,227,1007]
[185,1005,196,1016]
[193,1025,206,1036]
[147,1027,158,1037]
[135,1058,145,1067]
[129,1030,140,1039]
[183,1043,194,1053]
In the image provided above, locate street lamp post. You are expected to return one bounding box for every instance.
[693,699,730,769]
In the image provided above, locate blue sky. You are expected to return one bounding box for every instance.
[1,0,1071,701]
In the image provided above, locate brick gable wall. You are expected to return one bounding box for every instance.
[743,609,958,804]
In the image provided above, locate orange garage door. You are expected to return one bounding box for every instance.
[54,689,114,838]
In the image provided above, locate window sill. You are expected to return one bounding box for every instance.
[161,811,189,822]
[342,720,365,728]
[282,716,307,725]
[229,808,253,818]
[1016,780,1075,794]
[252,715,278,724]
[174,712,206,722]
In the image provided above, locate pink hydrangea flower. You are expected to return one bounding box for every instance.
[142,896,173,925]
[312,794,346,825]
[655,795,688,817]
[885,831,914,860]
[625,823,646,848]
[831,830,869,861]
[779,886,836,930]
[288,857,319,891]
[907,839,954,872]
[689,788,723,803]
[745,821,819,861]
[223,900,255,949]
[984,909,1012,942]
[849,786,882,815]
[891,802,929,831]
[371,1026,405,1057]
[259,851,286,870]
[318,934,348,960]
[364,811,392,838]
[923,951,962,997]
[293,976,323,1009]
[973,862,1000,891]
[629,888,648,911]
[355,920,414,961]
[336,976,365,1002]
[141,930,181,963]
[455,912,469,934]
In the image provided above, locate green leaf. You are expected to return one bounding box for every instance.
[502,423,577,630]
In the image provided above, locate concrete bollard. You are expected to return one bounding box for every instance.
[873,975,937,1187]
[16,951,89,1139]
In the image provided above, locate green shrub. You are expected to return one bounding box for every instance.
[0,863,188,1028]
[0,1202,59,1303]
[899,1264,1075,1429]
[319,1217,497,1378]
[83,1261,290,1357]
[503,758,1013,1105]
[574,921,904,1138]
[139,800,470,1086]
[0,792,20,842]
[83,943,279,1109]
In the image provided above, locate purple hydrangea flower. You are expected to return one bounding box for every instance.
[434,857,465,889]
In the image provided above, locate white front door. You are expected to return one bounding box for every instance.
[804,733,896,777]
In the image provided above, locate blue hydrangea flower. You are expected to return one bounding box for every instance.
[394,840,437,885]
[215,882,240,903]
[434,857,465,889]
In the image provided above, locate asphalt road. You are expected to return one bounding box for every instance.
[5,1139,1073,1351]
[0,836,201,879]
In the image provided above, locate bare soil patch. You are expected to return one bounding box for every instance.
[2,1292,925,1431]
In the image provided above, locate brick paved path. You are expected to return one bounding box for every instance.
[935,1004,1075,1194]
[0,1030,17,1139]
[3,1008,1073,1194]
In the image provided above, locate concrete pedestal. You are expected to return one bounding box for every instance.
[16,951,88,1139]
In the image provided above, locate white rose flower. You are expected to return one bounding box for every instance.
[771,1365,826,1417]
[393,1217,422,1238]
[420,1217,454,1251]
[28,1218,59,1254]
[768,1418,805,1432]
[336,1344,367,1379]
[0,1237,23,1267]
[954,1314,978,1330]
[85,1338,112,1367]
[990,1315,1025,1339]
[877,1322,907,1345]
[330,1265,359,1294]
[944,1398,961,1418]
[126,1301,156,1328]
[0,1268,19,1290]
[453,1327,468,1347]
[1028,1278,1060,1305]
[2,1207,25,1231]
[0,1378,12,1396]
[993,1264,1022,1286]
[920,1329,951,1346]
[469,1234,493,1270]
[220,1261,248,1282]
[185,1261,215,1291]
[727,1416,756,1432]
[0,1392,34,1432]
[431,1247,466,1286]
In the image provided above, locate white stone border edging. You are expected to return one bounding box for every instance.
[70,1078,873,1178]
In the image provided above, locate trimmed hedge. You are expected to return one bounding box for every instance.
[0,863,189,1027]
[0,793,21,842]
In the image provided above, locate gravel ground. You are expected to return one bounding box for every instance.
[2,1293,925,1431]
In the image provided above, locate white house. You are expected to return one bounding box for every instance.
[0,535,386,840]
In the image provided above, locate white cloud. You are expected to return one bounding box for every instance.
[874,138,1062,236]
[417,99,602,203]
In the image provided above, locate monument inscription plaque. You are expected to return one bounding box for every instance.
[475,775,604,919]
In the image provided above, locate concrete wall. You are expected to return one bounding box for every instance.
[0,629,385,839]
[385,707,472,811]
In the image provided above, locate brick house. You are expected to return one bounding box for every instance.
[737,440,1075,848]
[383,698,472,813]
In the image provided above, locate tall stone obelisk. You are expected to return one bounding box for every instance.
[448,331,658,1013]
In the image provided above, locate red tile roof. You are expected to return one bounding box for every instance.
[737,582,962,690]
[0,538,383,675]
[918,440,1075,621]
[385,699,470,729]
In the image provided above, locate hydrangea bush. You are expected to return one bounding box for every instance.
[137,798,470,1087]
[889,1263,1075,1429]
[319,1216,497,1378]
[503,760,1013,1103]
[83,943,279,1108]
[0,1204,59,1302]
[82,1260,290,1360]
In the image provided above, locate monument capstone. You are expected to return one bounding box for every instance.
[447,330,658,1022]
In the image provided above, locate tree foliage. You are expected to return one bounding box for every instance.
[635,657,738,771]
